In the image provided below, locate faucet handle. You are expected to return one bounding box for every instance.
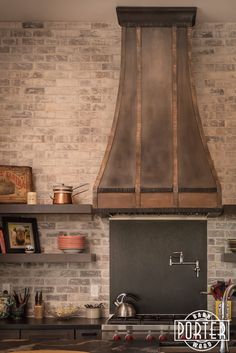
[172,251,184,263]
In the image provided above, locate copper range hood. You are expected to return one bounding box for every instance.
[93,7,222,213]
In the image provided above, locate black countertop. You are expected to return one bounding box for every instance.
[0,339,235,353]
[0,317,106,330]
[0,338,160,353]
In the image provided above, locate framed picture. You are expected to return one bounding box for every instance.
[2,217,40,253]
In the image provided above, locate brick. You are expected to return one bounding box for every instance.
[46,54,68,62]
[57,286,79,293]
[11,63,33,70]
[68,278,90,285]
[80,270,101,277]
[0,47,10,53]
[0,79,9,86]
[22,22,44,29]
[33,30,52,37]
[25,87,45,94]
[22,38,44,45]
[10,30,32,37]
[46,294,67,301]
[35,62,56,70]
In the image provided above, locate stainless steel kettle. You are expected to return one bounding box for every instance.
[114,293,138,317]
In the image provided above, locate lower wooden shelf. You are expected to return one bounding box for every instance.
[0,253,96,263]
[222,253,236,262]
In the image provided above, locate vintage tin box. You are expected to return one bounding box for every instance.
[0,166,33,203]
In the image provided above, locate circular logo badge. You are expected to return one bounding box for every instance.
[183,310,223,351]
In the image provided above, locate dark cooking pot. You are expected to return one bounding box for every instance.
[50,183,89,204]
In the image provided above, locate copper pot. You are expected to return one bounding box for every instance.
[50,183,88,204]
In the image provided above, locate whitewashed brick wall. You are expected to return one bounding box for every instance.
[0,21,121,205]
[1,21,236,316]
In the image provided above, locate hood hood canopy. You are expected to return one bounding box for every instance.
[93,7,222,214]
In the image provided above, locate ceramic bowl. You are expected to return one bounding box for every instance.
[53,305,79,320]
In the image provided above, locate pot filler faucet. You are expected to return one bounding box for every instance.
[169,251,200,278]
[219,283,236,353]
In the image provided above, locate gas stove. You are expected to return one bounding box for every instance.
[102,314,187,341]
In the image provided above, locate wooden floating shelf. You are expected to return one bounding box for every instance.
[0,204,235,216]
[0,204,92,214]
[222,253,236,262]
[223,205,236,214]
[0,253,96,263]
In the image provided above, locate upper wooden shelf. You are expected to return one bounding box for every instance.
[0,204,92,214]
[0,253,96,263]
[0,204,235,216]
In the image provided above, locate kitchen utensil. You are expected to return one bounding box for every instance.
[50,183,89,204]
[114,293,138,317]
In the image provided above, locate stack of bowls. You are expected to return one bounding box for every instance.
[57,235,85,253]
[228,239,236,253]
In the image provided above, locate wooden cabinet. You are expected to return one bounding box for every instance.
[0,330,20,339]
[0,318,104,341]
[76,329,101,340]
[21,329,74,340]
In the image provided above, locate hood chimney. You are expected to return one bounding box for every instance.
[93,7,222,213]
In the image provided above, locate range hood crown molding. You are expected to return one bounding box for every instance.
[93,7,222,214]
[116,6,197,27]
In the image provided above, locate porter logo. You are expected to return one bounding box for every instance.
[174,310,230,351]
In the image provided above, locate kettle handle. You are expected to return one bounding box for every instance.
[115,293,127,305]
[126,293,139,301]
[49,194,54,200]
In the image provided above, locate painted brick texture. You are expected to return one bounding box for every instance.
[0,21,121,205]
[0,22,236,316]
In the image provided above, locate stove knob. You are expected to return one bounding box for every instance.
[146,333,155,341]
[113,333,121,341]
[125,333,134,341]
[159,334,168,342]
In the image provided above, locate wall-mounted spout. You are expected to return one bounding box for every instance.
[169,251,200,278]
